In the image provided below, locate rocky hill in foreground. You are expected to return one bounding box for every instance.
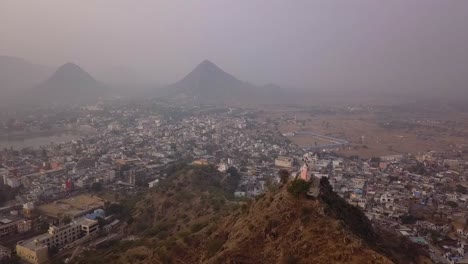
[73,165,431,264]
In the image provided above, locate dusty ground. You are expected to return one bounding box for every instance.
[38,194,105,218]
[287,134,334,146]
[271,109,468,158]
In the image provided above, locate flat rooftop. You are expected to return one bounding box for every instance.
[19,233,50,250]
[38,194,105,218]
[0,214,22,226]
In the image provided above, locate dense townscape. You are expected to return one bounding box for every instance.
[2,1,468,263]
[0,102,467,263]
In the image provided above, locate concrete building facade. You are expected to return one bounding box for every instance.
[16,218,99,264]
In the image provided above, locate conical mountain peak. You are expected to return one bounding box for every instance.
[192,59,225,75]
[55,62,90,76]
[198,59,217,68]
[47,62,97,84]
[169,59,243,95]
[58,62,81,70]
[161,60,257,101]
[28,62,107,104]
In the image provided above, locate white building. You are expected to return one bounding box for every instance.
[275,156,295,168]
[148,179,159,188]
[5,177,21,188]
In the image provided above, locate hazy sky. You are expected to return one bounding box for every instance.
[1,0,467,92]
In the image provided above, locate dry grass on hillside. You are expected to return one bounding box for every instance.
[202,189,393,264]
[73,166,429,264]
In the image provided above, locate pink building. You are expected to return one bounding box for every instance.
[300,164,310,181]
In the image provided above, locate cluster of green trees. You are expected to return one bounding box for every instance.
[287,179,311,198]
[104,193,143,224]
[407,162,428,175]
[318,177,377,244]
[206,238,225,256]
[400,214,424,225]
[145,221,175,238]
[456,184,467,194]
[90,182,103,192]
[225,166,241,194]
[0,255,21,264]
[0,184,20,204]
[278,169,289,185]
[446,201,458,208]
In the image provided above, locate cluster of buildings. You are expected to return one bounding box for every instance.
[2,101,467,263]
[280,148,468,264]
[0,103,302,263]
[16,215,101,264]
[0,213,32,238]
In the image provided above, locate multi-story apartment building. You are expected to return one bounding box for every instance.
[0,218,18,238]
[0,245,12,260]
[274,156,296,168]
[16,218,99,264]
[0,216,32,238]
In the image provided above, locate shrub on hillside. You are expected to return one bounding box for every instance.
[319,177,376,243]
[282,255,299,264]
[287,179,311,198]
[190,222,208,233]
[278,169,290,185]
[206,238,224,256]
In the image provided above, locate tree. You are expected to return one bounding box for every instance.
[226,166,239,177]
[278,169,290,185]
[39,222,50,232]
[388,176,399,182]
[287,179,311,198]
[408,162,427,175]
[96,217,106,229]
[41,148,47,158]
[455,184,467,194]
[62,215,72,225]
[48,245,59,256]
[0,185,21,204]
[400,214,422,225]
[91,182,103,192]
[105,203,123,215]
[225,167,241,193]
[170,143,177,151]
[446,201,458,208]
[0,255,21,264]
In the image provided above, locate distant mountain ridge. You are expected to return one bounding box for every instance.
[161,60,285,103]
[2,57,291,106]
[27,63,108,105]
[0,56,157,106]
[0,56,52,103]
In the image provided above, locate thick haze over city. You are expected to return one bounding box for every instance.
[2,2,468,264]
[1,0,467,97]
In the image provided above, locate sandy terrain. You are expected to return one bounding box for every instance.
[274,110,468,158]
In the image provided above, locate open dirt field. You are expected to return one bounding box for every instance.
[287,134,334,147]
[38,194,105,218]
[274,110,468,158]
